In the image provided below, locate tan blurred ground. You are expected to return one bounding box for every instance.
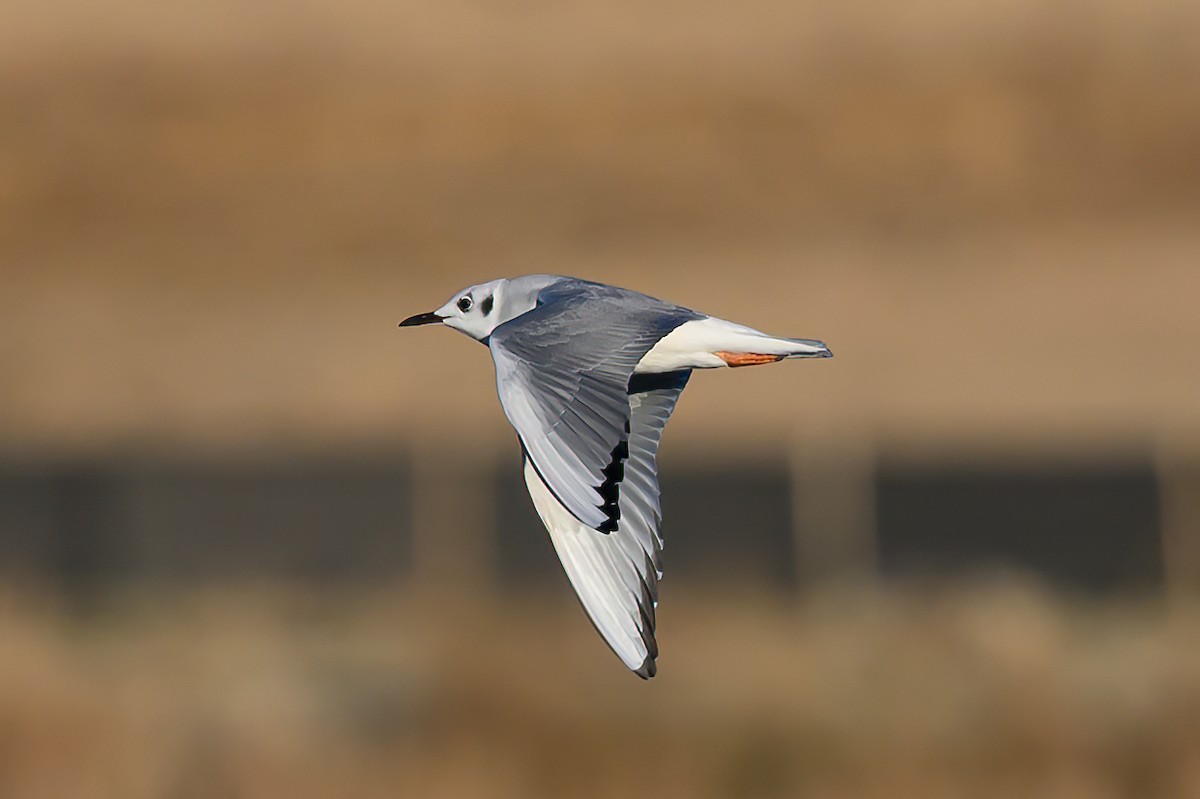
[1,0,1199,457]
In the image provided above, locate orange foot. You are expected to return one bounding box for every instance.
[715,351,786,368]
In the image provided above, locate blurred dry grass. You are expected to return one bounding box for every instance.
[0,581,1197,799]
[3,0,1199,256]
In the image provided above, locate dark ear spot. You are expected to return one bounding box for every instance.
[481,295,494,315]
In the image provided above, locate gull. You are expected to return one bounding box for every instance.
[400,275,831,678]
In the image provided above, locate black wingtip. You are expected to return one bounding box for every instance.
[634,656,657,680]
[596,435,630,534]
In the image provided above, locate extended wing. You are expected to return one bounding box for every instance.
[523,371,689,677]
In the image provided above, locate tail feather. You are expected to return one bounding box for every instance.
[781,337,833,358]
[735,332,832,359]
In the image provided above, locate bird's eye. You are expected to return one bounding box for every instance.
[457,296,473,312]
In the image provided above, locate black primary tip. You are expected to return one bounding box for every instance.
[398,312,444,327]
[635,655,657,679]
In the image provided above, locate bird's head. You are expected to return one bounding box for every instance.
[398,275,560,342]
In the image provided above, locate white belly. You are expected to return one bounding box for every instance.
[635,317,763,372]
[635,316,829,373]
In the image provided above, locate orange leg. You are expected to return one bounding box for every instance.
[715,351,786,368]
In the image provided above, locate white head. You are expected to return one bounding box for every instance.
[399,275,561,342]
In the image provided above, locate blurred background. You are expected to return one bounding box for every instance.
[2,0,1200,796]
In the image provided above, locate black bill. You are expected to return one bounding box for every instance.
[398,312,444,327]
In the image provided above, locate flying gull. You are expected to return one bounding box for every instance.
[400,275,831,678]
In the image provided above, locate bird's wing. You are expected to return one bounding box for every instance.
[489,279,698,530]
[523,371,690,678]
